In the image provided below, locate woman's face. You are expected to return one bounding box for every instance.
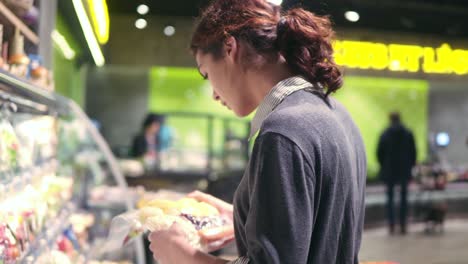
[195,39,257,117]
[146,122,160,135]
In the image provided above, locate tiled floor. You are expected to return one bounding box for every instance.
[220,220,468,264]
[359,220,468,264]
[217,182,468,263]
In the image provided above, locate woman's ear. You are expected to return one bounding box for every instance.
[224,36,239,64]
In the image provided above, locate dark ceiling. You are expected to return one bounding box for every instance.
[107,0,468,38]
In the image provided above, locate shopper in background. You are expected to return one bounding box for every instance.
[377,112,417,235]
[130,113,164,158]
[148,0,367,263]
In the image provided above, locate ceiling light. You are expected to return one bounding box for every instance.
[72,0,105,67]
[164,25,175,36]
[51,30,76,60]
[137,4,149,15]
[135,18,147,29]
[345,11,360,22]
[267,0,283,5]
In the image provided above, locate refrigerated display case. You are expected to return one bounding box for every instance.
[0,69,145,263]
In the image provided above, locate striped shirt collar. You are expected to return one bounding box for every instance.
[249,76,320,139]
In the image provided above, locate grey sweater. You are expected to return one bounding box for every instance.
[233,90,367,264]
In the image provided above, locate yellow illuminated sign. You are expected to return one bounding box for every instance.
[87,0,109,44]
[334,40,468,75]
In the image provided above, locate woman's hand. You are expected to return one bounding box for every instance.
[187,191,233,220]
[148,223,229,264]
[149,223,196,263]
[199,224,235,252]
[187,191,235,252]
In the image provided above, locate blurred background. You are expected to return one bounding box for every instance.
[1,0,468,263]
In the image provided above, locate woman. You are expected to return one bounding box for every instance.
[130,113,161,158]
[130,113,172,158]
[148,0,367,263]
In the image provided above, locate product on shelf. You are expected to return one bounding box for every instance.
[27,54,53,91]
[36,249,73,264]
[35,212,96,263]
[57,118,89,161]
[8,28,30,78]
[0,172,74,262]
[1,68,140,262]
[30,65,47,87]
[104,197,230,252]
[0,118,19,171]
[14,116,58,168]
[0,24,4,67]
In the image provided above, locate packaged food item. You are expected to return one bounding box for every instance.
[8,29,30,78]
[0,119,20,171]
[36,249,73,264]
[103,197,229,252]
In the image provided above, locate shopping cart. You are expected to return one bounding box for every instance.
[412,164,448,234]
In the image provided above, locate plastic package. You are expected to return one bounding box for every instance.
[103,197,229,253]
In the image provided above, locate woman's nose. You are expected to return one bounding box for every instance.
[213,91,220,101]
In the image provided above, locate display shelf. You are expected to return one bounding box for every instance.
[0,1,39,45]
[17,203,77,264]
[0,61,145,263]
[0,90,49,116]
[0,158,57,194]
[59,148,103,166]
[0,69,66,115]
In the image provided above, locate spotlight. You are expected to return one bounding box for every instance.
[137,4,149,15]
[345,11,360,22]
[135,18,147,29]
[164,25,176,36]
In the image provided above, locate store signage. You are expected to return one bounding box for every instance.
[334,40,468,75]
[86,0,109,44]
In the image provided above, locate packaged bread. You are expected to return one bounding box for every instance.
[103,198,228,252]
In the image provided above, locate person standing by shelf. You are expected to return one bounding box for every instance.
[146,0,367,263]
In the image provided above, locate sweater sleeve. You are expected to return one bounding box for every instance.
[239,132,315,264]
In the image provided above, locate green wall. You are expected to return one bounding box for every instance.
[150,67,236,116]
[53,15,85,106]
[149,67,249,154]
[149,67,429,178]
[334,77,429,179]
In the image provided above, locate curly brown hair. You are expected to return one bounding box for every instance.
[190,0,343,95]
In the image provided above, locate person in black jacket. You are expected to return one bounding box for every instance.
[377,112,417,234]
